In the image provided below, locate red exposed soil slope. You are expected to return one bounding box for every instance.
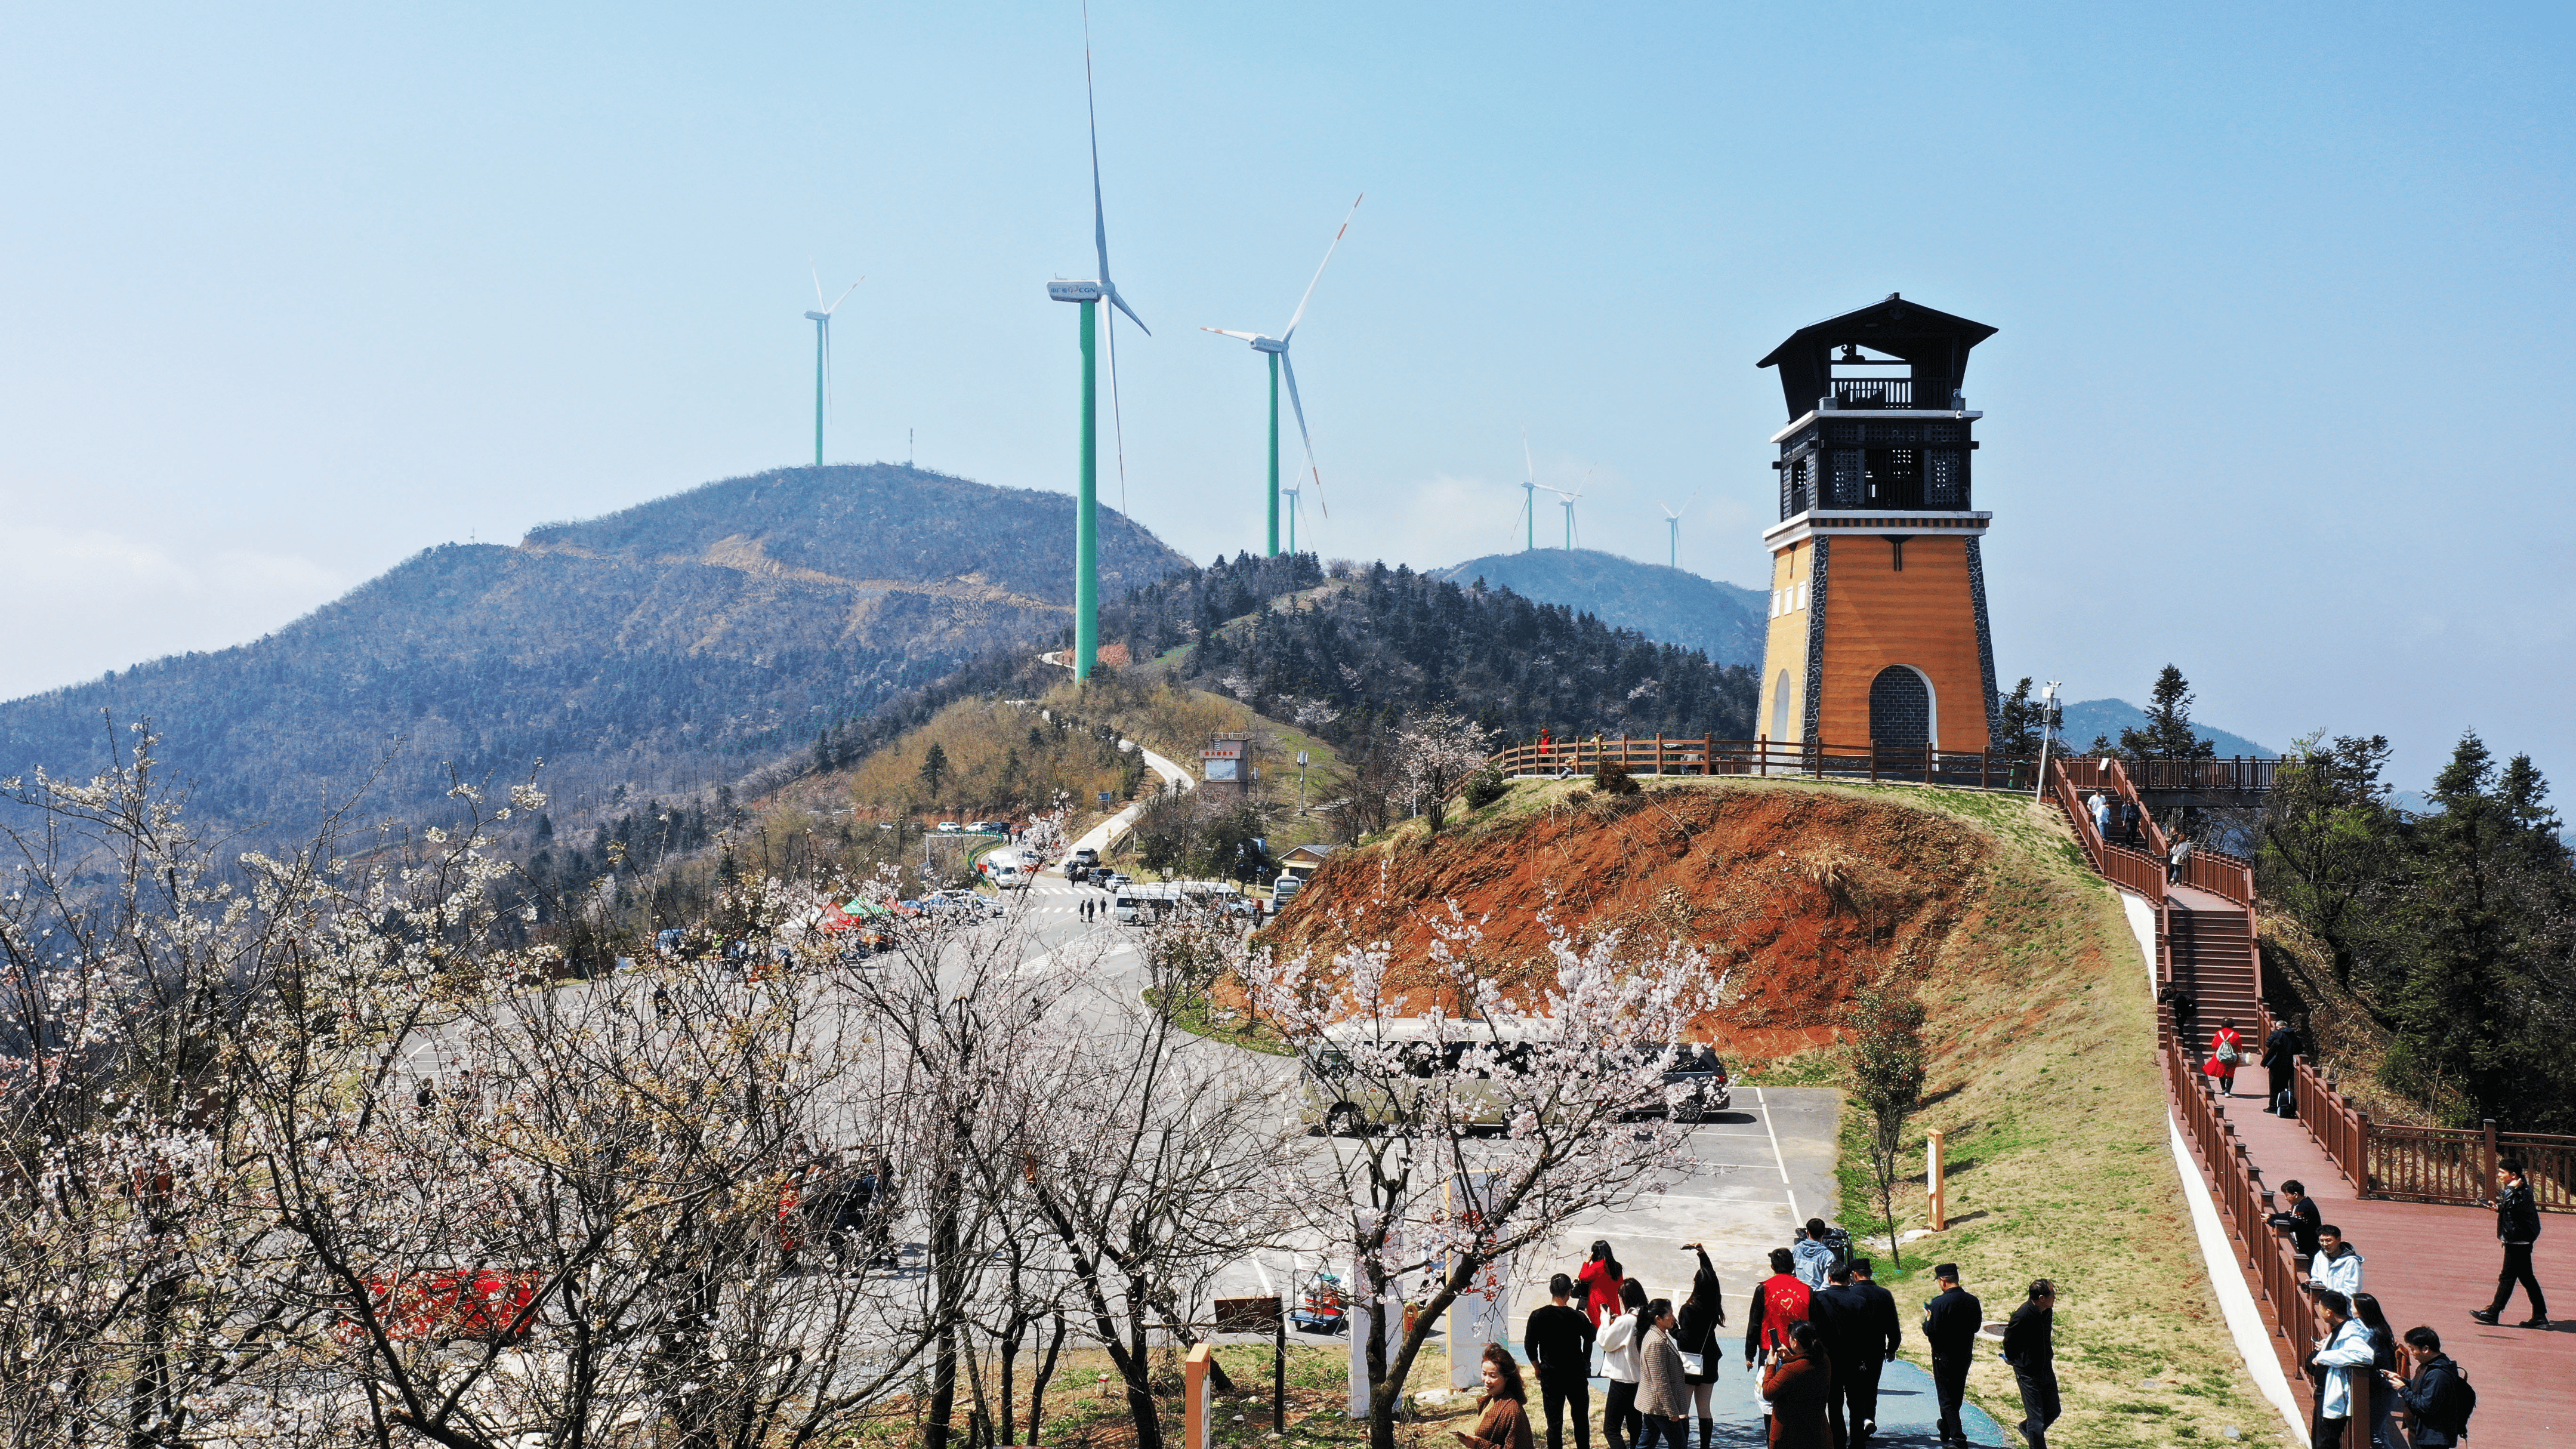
[1257,783,2003,1058]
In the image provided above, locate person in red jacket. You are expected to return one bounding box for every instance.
[1577,1240,1625,1327]
[2205,1019,2245,1097]
[1743,1247,1813,1445]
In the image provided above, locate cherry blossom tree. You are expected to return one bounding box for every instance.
[1396,710,1492,835]
[1240,907,1719,1449]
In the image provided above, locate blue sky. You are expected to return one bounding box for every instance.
[2,2,2569,791]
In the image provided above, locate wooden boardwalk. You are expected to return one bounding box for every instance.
[2213,1074,2574,1441]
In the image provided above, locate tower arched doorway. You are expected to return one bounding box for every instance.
[1770,670,1793,742]
[1868,665,1937,750]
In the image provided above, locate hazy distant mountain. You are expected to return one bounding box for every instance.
[0,464,1189,833]
[1431,548,1768,667]
[2057,698,2274,759]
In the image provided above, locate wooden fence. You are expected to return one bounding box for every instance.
[2159,1008,2316,1398]
[1491,735,2040,790]
[2253,999,2576,1212]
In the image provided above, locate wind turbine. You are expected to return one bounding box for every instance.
[1658,488,1702,569]
[1045,10,1149,682]
[1202,194,1362,557]
[1515,432,1540,552]
[802,270,860,467]
[1543,472,1591,550]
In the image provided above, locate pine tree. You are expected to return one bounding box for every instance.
[919,742,949,803]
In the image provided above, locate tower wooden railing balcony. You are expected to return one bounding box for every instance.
[1827,377,1914,408]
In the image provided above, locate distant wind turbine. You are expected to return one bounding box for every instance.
[1203,194,1363,557]
[1658,488,1702,568]
[1045,6,1149,681]
[1511,431,1540,552]
[802,269,860,467]
[1545,470,1593,550]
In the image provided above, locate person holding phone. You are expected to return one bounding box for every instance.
[1453,1344,1534,1449]
[1672,1244,1726,1449]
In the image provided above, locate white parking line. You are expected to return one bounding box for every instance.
[1754,1085,1800,1223]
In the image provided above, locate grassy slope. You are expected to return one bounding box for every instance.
[1274,776,2285,1447]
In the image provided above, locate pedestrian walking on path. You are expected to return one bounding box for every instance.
[2304,1288,2376,1449]
[1792,1217,1843,1290]
[2471,1158,2550,1328]
[1454,1345,1535,1449]
[1810,1264,1872,1448]
[1921,1265,1981,1447]
[1756,1322,1835,1449]
[2205,1019,2245,1096]
[2262,1018,2302,1115]
[1671,1245,1725,1449]
[1600,1281,1649,1449]
[2001,1280,2060,1449]
[1745,1247,1813,1446]
[2167,834,2194,884]
[1635,1299,1690,1449]
[1848,1259,1902,1443]
[2087,790,2111,841]
[1523,1275,1596,1449]
[2383,1327,2475,1447]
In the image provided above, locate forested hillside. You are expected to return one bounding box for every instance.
[1432,548,1768,667]
[1099,551,1758,751]
[0,465,1189,835]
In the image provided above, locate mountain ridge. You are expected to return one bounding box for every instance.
[1430,548,1768,667]
[0,464,1190,835]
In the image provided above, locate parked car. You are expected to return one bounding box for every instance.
[1297,1020,1544,1137]
[1627,1043,1730,1122]
[936,821,962,833]
[1103,872,1132,892]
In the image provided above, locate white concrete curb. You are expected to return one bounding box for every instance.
[2117,890,2307,1445]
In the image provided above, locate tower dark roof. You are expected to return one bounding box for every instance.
[1757,294,1998,420]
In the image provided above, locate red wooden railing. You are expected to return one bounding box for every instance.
[1489,734,2041,790]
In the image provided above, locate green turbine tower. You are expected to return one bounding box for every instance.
[1202,195,1362,557]
[1658,489,1701,568]
[1045,19,1149,681]
[801,271,859,466]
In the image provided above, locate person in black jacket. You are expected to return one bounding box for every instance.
[2260,1019,2300,1115]
[1920,1265,1982,1447]
[1671,1244,1726,1449]
[1847,1259,1901,1441]
[2001,1280,2059,1449]
[1524,1274,1598,1449]
[2266,1179,2324,1270]
[2470,1158,2549,1327]
[2381,1325,2472,1447]
[1809,1265,1872,1448]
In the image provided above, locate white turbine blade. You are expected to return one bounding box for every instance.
[1201,326,1266,343]
[811,258,826,309]
[1281,192,1363,341]
[1106,306,1133,514]
[1108,285,1149,336]
[1281,351,1325,515]
[1521,427,1535,485]
[1676,485,1701,520]
[825,280,861,315]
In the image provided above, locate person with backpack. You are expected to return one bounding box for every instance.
[2382,1325,2475,1447]
[2260,1018,2301,1115]
[2205,1018,2245,1097]
[1791,1217,1846,1290]
[2470,1157,2550,1328]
